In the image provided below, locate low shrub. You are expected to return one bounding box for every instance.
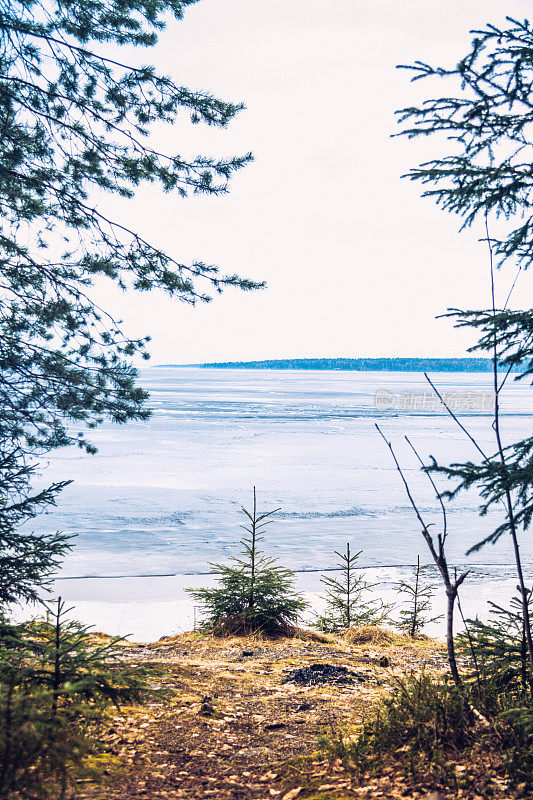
[321,669,533,791]
[323,673,474,764]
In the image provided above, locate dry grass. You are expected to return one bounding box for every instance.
[154,627,332,649]
[208,615,331,641]
[76,628,450,800]
[342,625,399,645]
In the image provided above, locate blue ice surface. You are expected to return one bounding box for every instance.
[26,367,533,639]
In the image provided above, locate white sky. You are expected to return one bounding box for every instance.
[96,0,531,363]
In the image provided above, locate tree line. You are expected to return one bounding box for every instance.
[172,357,514,371]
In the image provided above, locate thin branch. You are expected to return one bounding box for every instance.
[375,425,430,535]
[424,372,489,460]
[405,435,448,545]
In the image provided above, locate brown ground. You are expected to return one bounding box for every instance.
[76,630,519,800]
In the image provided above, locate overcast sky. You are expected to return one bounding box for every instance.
[98,0,531,364]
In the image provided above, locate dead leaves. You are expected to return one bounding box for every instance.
[80,634,448,800]
[281,789,302,800]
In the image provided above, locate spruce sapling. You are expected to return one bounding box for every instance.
[188,488,307,636]
[315,544,391,633]
[0,599,152,797]
[394,556,442,637]
[458,591,533,702]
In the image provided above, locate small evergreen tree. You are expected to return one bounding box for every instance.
[393,556,442,638]
[188,488,307,636]
[0,598,152,798]
[315,544,391,633]
[33,598,150,709]
[458,592,533,703]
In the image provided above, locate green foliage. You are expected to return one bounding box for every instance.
[459,593,533,706]
[31,598,150,708]
[315,544,391,633]
[458,597,533,783]
[0,0,261,459]
[0,599,153,798]
[0,2,258,791]
[458,595,533,784]
[398,14,533,676]
[427,306,533,551]
[321,673,474,765]
[0,641,93,800]
[397,16,533,269]
[0,448,71,604]
[360,673,473,753]
[0,0,262,611]
[0,0,261,599]
[393,556,442,637]
[322,668,533,789]
[188,489,307,635]
[398,18,533,551]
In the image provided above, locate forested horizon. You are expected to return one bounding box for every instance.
[159,357,514,372]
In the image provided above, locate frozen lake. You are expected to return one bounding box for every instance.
[23,367,533,640]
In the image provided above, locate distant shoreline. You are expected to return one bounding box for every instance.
[155,357,511,372]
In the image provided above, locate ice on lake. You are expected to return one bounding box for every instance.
[22,367,533,640]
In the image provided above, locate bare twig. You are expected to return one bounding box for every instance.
[376,424,467,686]
[405,435,447,544]
[423,373,488,460]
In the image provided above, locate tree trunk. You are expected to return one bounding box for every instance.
[249,487,256,609]
[410,555,420,638]
[446,587,461,687]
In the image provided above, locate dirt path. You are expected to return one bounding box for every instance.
[77,630,447,800]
